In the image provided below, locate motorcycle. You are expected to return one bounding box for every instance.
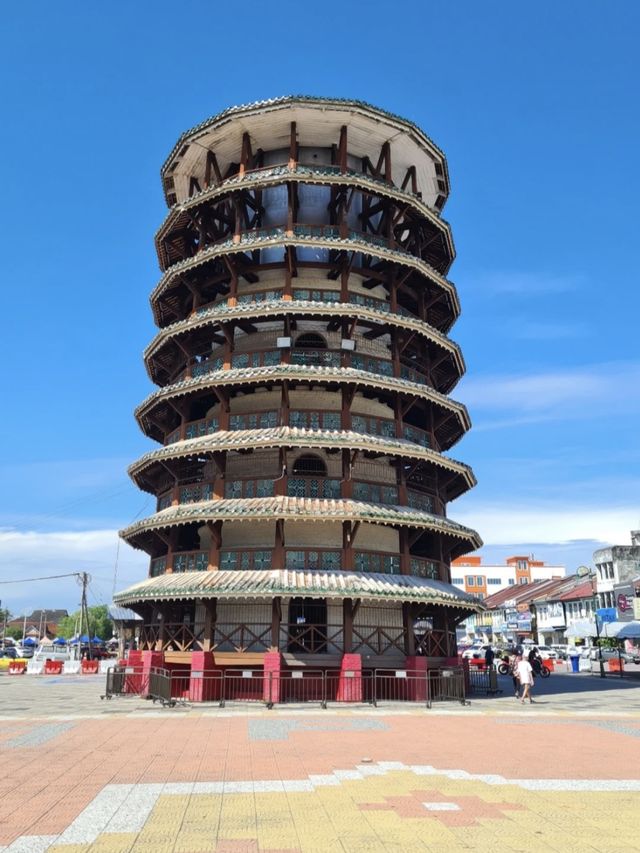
[531,658,550,678]
[497,656,550,678]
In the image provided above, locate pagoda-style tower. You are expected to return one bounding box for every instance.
[115,96,482,674]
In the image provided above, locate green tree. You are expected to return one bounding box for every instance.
[56,605,113,640]
[4,626,23,641]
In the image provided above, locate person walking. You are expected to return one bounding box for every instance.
[516,655,535,704]
[509,652,522,698]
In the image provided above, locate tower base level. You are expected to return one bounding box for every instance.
[125,650,462,704]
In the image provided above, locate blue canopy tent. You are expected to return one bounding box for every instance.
[22,637,37,646]
[53,637,67,645]
[91,636,103,644]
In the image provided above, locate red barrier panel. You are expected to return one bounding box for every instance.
[44,660,63,675]
[81,660,99,674]
[8,662,26,674]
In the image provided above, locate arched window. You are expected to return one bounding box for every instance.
[292,454,327,476]
[295,332,327,349]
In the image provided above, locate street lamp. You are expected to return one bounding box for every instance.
[577,565,606,679]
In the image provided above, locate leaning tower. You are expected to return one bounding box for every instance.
[115,97,482,674]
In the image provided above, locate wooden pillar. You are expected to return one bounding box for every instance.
[397,459,408,506]
[166,529,179,573]
[403,602,415,656]
[341,386,353,431]
[288,122,297,168]
[399,528,410,576]
[274,520,285,569]
[202,598,217,652]
[338,125,348,173]
[390,276,398,313]
[279,382,290,427]
[340,268,349,303]
[343,597,353,653]
[207,521,222,571]
[283,267,292,300]
[391,330,401,379]
[222,324,234,370]
[271,597,282,650]
[212,451,226,500]
[342,521,354,571]
[341,448,353,500]
[394,396,404,440]
[155,603,167,652]
[274,447,287,497]
[227,267,238,308]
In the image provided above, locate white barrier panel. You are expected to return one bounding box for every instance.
[26,661,43,675]
[65,662,81,674]
[100,660,112,674]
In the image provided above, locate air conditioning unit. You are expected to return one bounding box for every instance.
[277,337,292,348]
[341,338,356,351]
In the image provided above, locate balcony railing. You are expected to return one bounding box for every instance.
[163,408,431,451]
[174,346,433,387]
[149,548,442,578]
[194,288,413,318]
[157,477,437,514]
[184,160,428,207]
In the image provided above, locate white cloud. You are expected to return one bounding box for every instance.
[454,503,638,548]
[458,361,640,421]
[0,529,147,614]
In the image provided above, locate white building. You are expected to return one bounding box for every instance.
[450,554,565,599]
[593,530,640,610]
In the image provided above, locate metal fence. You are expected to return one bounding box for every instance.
[103,665,473,708]
[427,667,470,706]
[467,665,502,696]
[100,665,148,701]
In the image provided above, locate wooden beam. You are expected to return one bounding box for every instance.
[204,151,222,187]
[338,125,348,173]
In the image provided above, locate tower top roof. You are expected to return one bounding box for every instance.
[160,95,450,209]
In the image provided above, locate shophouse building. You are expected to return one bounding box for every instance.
[594,530,640,610]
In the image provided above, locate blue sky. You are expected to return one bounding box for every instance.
[1,2,639,612]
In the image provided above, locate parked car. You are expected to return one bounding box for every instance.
[461,645,499,661]
[16,645,34,659]
[0,647,18,659]
[585,648,640,664]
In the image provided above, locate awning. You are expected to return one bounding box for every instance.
[564,619,596,638]
[600,621,640,639]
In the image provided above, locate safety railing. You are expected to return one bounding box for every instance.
[427,667,470,705]
[467,664,502,696]
[103,666,472,708]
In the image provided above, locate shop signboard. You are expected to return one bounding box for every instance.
[596,607,617,624]
[614,582,635,622]
[516,610,532,632]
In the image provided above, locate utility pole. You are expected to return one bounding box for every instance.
[79,572,93,660]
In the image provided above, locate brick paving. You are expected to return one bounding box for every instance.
[0,674,639,851]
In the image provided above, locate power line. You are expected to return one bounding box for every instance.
[0,572,83,585]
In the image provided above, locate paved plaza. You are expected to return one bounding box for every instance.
[1,673,640,852]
